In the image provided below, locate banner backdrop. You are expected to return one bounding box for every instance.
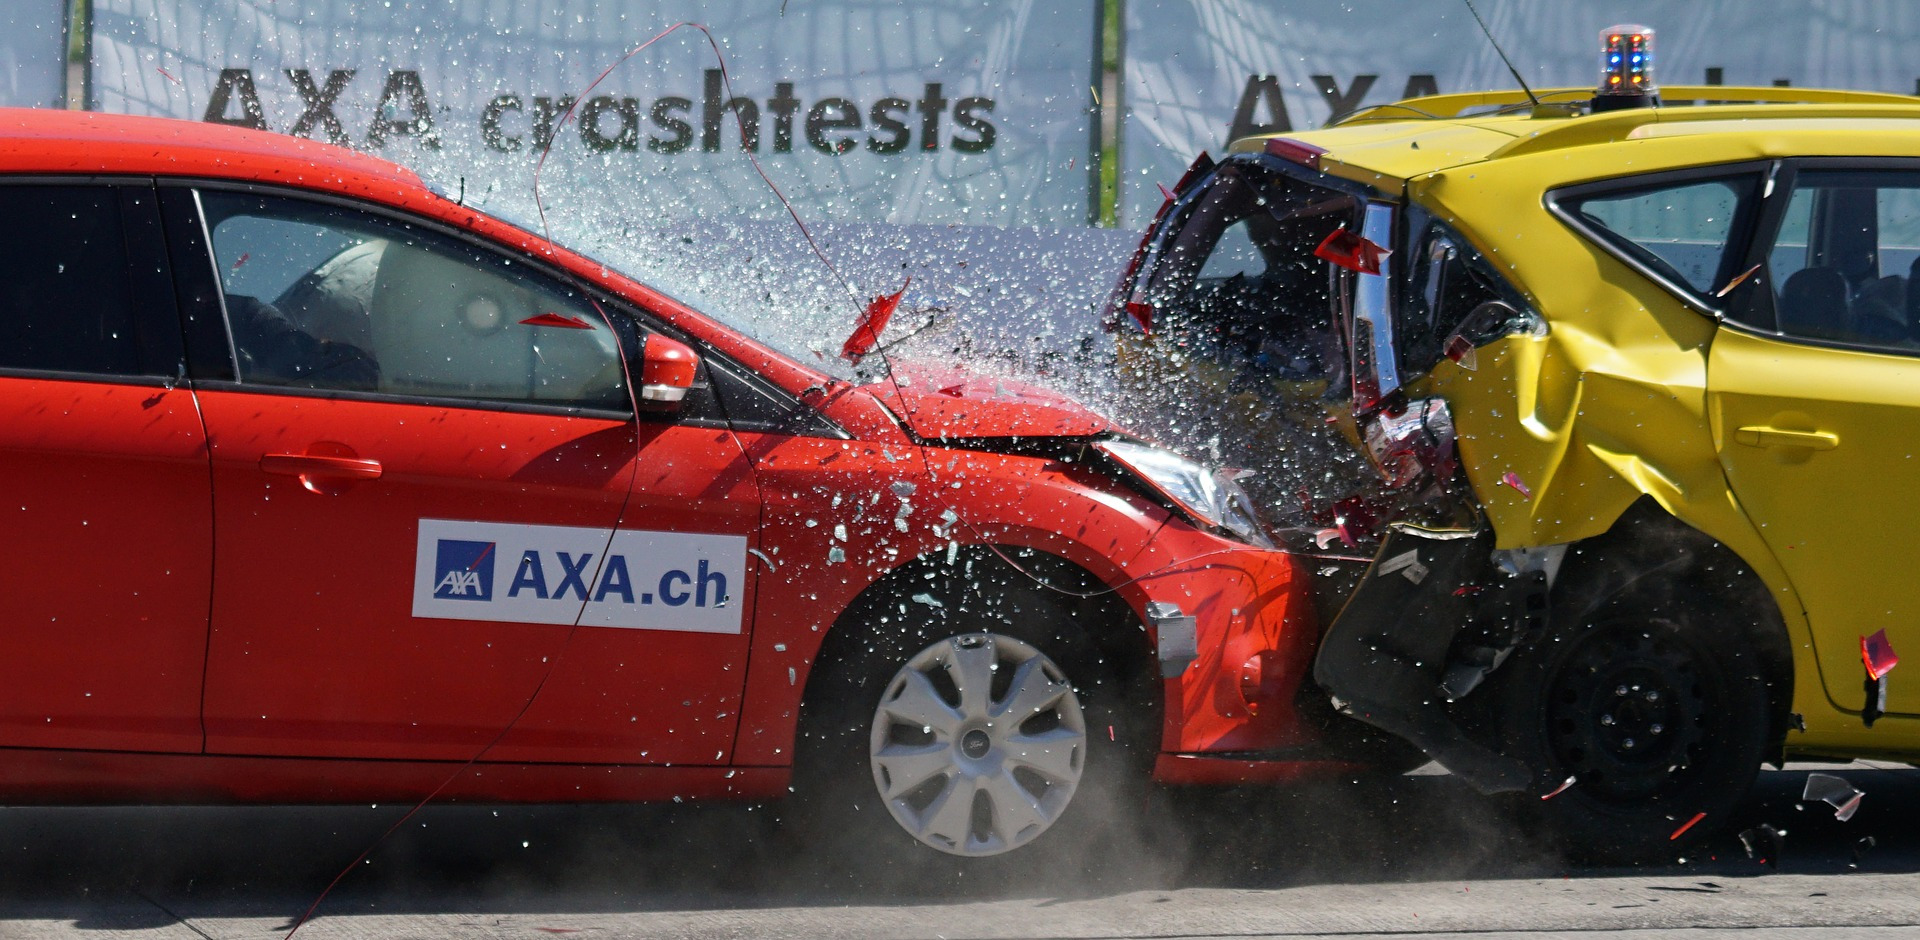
[1122,0,1920,225]
[1,1,68,109]
[90,0,1101,227]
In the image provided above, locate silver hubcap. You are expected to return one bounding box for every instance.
[868,633,1087,856]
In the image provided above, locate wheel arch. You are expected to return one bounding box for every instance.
[1554,496,1796,759]
[801,544,1160,722]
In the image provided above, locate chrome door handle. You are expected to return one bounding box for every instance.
[1734,426,1839,450]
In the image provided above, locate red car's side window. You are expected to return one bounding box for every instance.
[0,185,147,378]
[198,191,629,411]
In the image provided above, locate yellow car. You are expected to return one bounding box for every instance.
[1108,40,1920,858]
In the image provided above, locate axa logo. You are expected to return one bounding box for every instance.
[433,539,497,601]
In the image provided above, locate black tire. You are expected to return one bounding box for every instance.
[784,568,1160,887]
[1485,588,1770,863]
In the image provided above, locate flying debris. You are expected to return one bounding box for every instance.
[1802,773,1864,821]
[840,278,909,364]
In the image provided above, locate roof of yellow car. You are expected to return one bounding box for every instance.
[1228,85,1920,184]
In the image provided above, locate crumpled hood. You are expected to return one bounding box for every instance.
[865,363,1112,440]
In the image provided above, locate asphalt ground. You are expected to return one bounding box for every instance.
[2,762,1917,939]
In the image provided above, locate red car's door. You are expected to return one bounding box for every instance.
[165,186,758,765]
[0,181,212,754]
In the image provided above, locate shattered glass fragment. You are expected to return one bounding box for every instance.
[826,546,845,564]
[1443,334,1479,371]
[890,480,916,497]
[1803,772,1864,821]
[910,593,944,608]
[1851,835,1877,868]
[1738,824,1784,869]
[1499,471,1533,499]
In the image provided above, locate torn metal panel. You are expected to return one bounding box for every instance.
[1311,523,1535,794]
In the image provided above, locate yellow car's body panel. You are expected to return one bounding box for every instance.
[1242,86,1920,759]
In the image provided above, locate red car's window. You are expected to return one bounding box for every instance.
[199,191,629,410]
[0,185,146,378]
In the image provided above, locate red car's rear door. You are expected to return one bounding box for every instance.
[164,185,757,766]
[0,180,212,754]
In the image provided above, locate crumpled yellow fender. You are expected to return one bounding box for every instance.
[1406,159,1842,742]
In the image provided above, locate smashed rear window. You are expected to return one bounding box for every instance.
[1129,158,1357,384]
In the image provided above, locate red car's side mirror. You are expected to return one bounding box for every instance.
[637,334,698,411]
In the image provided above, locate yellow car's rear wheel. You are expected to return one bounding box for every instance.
[1486,587,1771,862]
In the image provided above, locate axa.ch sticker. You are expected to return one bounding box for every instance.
[413,519,747,633]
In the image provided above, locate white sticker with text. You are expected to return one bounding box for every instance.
[412,518,747,633]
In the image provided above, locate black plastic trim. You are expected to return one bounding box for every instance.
[188,379,633,422]
[0,368,174,388]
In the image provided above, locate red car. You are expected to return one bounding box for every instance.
[0,109,1363,863]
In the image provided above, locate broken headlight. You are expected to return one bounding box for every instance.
[1095,439,1276,549]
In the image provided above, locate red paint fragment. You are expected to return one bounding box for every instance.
[1541,775,1576,800]
[1313,226,1390,275]
[1499,471,1533,500]
[840,278,908,363]
[520,311,594,330]
[156,67,182,86]
[1125,300,1155,333]
[1157,182,1175,202]
[1670,811,1707,840]
[230,252,250,272]
[1862,629,1898,681]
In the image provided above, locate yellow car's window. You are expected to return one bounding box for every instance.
[1572,179,1745,295]
[1765,170,1920,350]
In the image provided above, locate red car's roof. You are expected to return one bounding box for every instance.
[0,107,425,201]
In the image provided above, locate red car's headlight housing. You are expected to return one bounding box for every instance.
[1095,439,1275,550]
